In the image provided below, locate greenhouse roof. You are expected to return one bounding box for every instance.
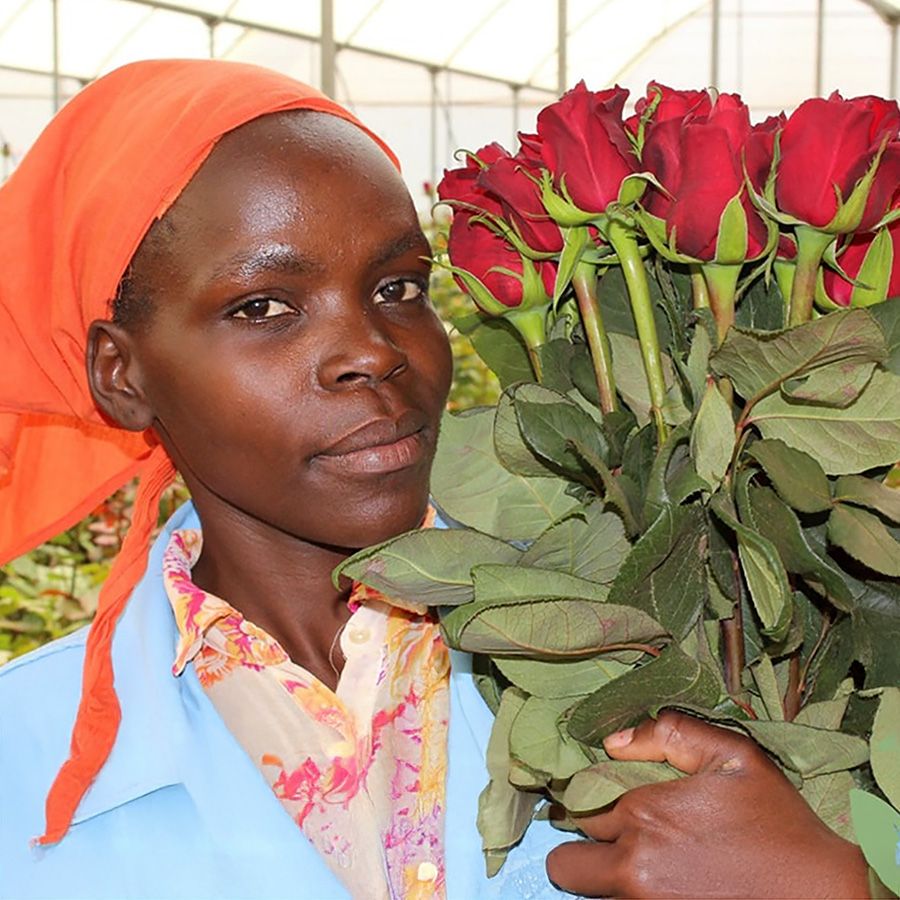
[2,0,899,203]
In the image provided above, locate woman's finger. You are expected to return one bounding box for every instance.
[603,709,758,775]
[546,836,623,898]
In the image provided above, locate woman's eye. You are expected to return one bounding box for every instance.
[376,279,426,304]
[231,298,295,320]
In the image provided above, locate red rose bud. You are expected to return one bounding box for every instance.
[818,219,900,308]
[478,152,563,254]
[776,93,900,233]
[641,92,769,262]
[446,211,556,313]
[626,82,714,144]
[437,142,510,213]
[536,81,639,215]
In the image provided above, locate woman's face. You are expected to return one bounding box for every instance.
[111,112,453,552]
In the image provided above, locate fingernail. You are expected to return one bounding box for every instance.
[605,727,634,748]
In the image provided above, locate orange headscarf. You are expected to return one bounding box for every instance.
[0,58,399,845]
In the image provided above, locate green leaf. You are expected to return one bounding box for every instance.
[734,272,786,331]
[750,654,785,721]
[800,771,856,841]
[642,423,690,526]
[834,475,900,524]
[509,695,595,780]
[594,265,673,349]
[607,503,707,640]
[745,439,831,513]
[682,318,714,411]
[465,315,534,389]
[477,688,541,876]
[691,380,735,490]
[472,563,607,605]
[562,757,681,813]
[849,577,900,690]
[710,492,793,641]
[431,408,579,541]
[748,369,900,475]
[536,338,577,394]
[871,687,900,809]
[440,596,669,659]
[869,294,900,376]
[566,646,722,746]
[850,790,900,895]
[493,390,558,478]
[608,332,688,428]
[742,720,869,777]
[829,504,900,577]
[513,383,609,476]
[494,655,631,699]
[745,486,853,611]
[520,502,630,585]
[710,309,888,402]
[336,527,520,608]
[781,360,876,407]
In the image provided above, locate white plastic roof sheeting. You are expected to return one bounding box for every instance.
[1,0,899,205]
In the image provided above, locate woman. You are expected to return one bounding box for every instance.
[0,60,871,900]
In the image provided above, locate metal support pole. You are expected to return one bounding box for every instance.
[207,17,216,58]
[815,0,825,96]
[557,0,567,95]
[710,0,720,88]
[512,84,520,146]
[51,0,60,112]
[320,0,335,98]
[430,68,439,195]
[891,19,898,100]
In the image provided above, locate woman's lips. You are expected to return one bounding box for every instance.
[314,414,429,475]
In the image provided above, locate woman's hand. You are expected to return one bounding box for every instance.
[545,710,870,899]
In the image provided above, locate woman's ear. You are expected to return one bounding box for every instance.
[87,321,155,431]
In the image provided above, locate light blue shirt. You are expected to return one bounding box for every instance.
[0,503,571,900]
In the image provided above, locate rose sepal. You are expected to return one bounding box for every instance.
[816,227,895,310]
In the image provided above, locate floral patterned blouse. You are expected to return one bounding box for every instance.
[163,528,450,900]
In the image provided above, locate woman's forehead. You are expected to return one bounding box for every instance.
[130,110,423,298]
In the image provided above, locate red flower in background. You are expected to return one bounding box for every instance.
[776,92,900,231]
[536,81,638,213]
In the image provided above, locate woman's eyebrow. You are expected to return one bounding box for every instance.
[369,230,432,268]
[211,244,324,281]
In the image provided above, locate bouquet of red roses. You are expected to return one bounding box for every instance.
[339,82,900,889]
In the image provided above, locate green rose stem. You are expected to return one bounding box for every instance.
[606,220,668,444]
[788,225,834,325]
[690,265,710,310]
[507,305,549,382]
[572,261,618,414]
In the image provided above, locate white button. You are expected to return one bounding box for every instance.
[416,861,438,883]
[347,627,371,645]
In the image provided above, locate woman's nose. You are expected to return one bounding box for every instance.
[317,309,409,389]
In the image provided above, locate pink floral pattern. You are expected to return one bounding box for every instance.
[163,529,450,900]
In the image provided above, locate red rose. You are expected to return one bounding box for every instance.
[437,142,508,214]
[820,219,900,307]
[536,81,637,213]
[776,92,900,231]
[446,211,556,310]
[641,92,769,261]
[626,82,713,140]
[478,152,563,254]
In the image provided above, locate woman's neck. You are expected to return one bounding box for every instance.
[188,499,357,691]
